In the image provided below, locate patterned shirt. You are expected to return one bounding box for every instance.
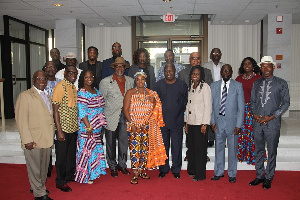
[156,61,184,82]
[52,79,78,133]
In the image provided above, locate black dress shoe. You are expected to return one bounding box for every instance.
[158,172,166,178]
[211,175,224,181]
[35,195,53,200]
[173,173,180,179]
[30,189,49,194]
[263,179,272,189]
[111,169,118,177]
[249,178,265,186]
[118,167,131,175]
[229,177,236,183]
[56,184,72,192]
[208,141,214,147]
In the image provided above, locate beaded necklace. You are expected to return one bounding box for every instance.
[135,87,147,103]
[242,72,256,80]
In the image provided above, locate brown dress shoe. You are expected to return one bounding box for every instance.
[111,169,118,177]
[118,167,131,175]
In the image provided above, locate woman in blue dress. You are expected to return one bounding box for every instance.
[74,70,107,184]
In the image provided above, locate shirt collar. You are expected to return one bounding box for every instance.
[222,78,231,85]
[33,86,47,95]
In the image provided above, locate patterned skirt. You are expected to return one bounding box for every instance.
[128,126,149,170]
[74,131,106,183]
[237,103,256,165]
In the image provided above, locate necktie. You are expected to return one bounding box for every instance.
[40,91,51,113]
[219,82,227,116]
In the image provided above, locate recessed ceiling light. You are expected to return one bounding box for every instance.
[99,23,105,26]
[245,20,250,23]
[163,0,171,2]
[220,21,225,23]
[54,4,63,7]
[117,22,123,25]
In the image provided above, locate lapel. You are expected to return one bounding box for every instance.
[227,80,234,103]
[31,87,52,116]
[216,81,221,108]
[110,75,122,97]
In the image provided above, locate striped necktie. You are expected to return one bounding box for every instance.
[219,82,227,116]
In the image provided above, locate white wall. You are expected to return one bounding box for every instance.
[291,24,300,110]
[207,22,261,78]
[85,26,132,64]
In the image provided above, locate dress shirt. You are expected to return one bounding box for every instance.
[213,63,221,81]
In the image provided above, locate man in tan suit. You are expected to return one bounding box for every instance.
[15,70,54,200]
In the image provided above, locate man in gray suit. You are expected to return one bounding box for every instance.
[99,57,134,177]
[79,46,102,89]
[210,64,244,183]
[249,56,290,189]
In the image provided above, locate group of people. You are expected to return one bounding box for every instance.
[15,43,290,200]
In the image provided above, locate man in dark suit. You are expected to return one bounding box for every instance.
[102,42,130,79]
[210,64,244,183]
[15,70,54,200]
[79,46,102,89]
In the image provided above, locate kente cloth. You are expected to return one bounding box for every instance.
[127,89,167,169]
[74,88,107,183]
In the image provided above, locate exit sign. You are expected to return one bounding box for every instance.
[163,13,176,22]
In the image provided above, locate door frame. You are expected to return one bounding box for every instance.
[2,15,48,118]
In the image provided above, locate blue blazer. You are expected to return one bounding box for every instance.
[211,79,245,133]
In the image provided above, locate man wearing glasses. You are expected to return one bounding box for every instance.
[102,42,130,79]
[52,66,79,192]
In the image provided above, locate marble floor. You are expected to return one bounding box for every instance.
[0,111,299,171]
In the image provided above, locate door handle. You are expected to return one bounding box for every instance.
[12,75,16,85]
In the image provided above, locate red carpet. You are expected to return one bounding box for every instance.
[0,164,299,200]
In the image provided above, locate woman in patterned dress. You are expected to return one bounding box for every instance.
[123,70,167,185]
[74,70,107,184]
[236,57,262,165]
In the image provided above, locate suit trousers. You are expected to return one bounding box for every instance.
[254,125,280,180]
[187,125,208,180]
[214,116,238,178]
[55,131,77,186]
[159,126,183,174]
[105,113,128,169]
[24,148,51,198]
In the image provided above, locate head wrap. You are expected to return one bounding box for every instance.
[134,69,147,88]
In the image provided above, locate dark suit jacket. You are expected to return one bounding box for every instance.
[128,64,156,90]
[79,60,103,89]
[178,64,213,86]
[102,57,130,79]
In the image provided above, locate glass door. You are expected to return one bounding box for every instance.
[11,42,27,106]
[138,40,168,76]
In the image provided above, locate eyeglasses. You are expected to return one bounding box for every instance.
[212,52,221,55]
[34,78,47,81]
[190,57,200,60]
[112,46,121,50]
[66,71,78,76]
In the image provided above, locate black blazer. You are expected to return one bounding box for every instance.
[79,60,103,89]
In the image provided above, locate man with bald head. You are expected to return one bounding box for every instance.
[154,63,188,179]
[16,70,54,200]
[178,52,213,86]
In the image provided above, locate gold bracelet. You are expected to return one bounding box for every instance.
[85,126,93,131]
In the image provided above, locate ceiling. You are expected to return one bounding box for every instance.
[0,0,299,31]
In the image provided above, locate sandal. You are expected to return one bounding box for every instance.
[130,177,139,185]
[139,173,150,180]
